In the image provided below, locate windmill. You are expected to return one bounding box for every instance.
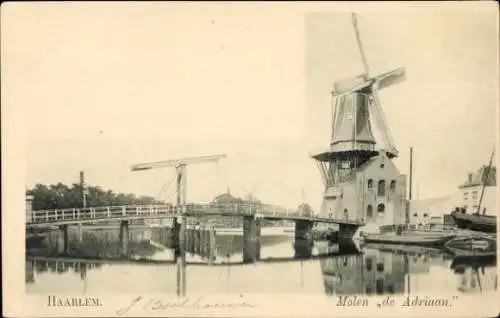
[311,13,408,225]
[330,13,406,159]
[312,13,407,188]
[237,180,261,214]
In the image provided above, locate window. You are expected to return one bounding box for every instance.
[390,180,396,192]
[464,192,468,200]
[344,209,348,220]
[377,180,386,196]
[366,257,373,271]
[423,213,428,218]
[413,213,418,217]
[376,278,384,294]
[472,191,478,205]
[380,164,385,169]
[367,179,374,190]
[376,262,384,272]
[377,203,385,214]
[367,205,373,218]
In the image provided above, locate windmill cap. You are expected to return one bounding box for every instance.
[332,74,372,95]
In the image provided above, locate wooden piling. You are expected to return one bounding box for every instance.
[294,220,313,259]
[179,216,186,254]
[119,220,129,258]
[209,227,216,264]
[190,228,195,254]
[255,220,261,260]
[202,227,209,258]
[172,216,186,260]
[77,223,83,243]
[57,224,69,255]
[176,217,187,297]
[194,225,201,254]
[171,217,181,251]
[199,226,204,258]
[185,227,191,254]
[243,216,261,263]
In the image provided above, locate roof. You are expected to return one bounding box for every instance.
[459,165,496,188]
[357,155,381,173]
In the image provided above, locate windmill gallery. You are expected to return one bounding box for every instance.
[24,12,497,300]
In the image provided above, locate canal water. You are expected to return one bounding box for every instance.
[25,226,497,296]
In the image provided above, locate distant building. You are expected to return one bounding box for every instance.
[26,193,34,223]
[458,165,496,214]
[409,165,497,225]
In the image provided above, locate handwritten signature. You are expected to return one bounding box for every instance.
[117,296,257,315]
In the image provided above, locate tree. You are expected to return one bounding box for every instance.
[211,193,240,205]
[297,203,314,216]
[27,182,161,210]
[29,184,54,210]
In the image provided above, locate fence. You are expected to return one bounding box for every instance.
[28,203,302,224]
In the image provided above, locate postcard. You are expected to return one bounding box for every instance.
[2,1,499,317]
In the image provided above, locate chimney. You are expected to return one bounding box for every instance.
[468,173,472,183]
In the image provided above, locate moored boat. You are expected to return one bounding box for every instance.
[444,235,496,257]
[450,210,496,233]
[362,232,455,246]
[362,242,443,255]
[450,150,497,233]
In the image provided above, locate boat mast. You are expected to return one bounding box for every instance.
[476,150,495,215]
[406,147,413,226]
[405,147,413,296]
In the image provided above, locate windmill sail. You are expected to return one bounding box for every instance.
[325,14,406,158]
[369,92,399,156]
[373,67,406,90]
[330,14,406,158]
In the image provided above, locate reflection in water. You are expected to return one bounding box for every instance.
[320,247,413,295]
[451,255,497,294]
[25,226,497,297]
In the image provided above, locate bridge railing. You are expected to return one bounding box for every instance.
[28,203,302,224]
[256,204,295,216]
[29,205,181,224]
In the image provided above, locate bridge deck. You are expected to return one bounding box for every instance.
[26,204,365,227]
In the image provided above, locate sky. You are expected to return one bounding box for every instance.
[2,3,498,211]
